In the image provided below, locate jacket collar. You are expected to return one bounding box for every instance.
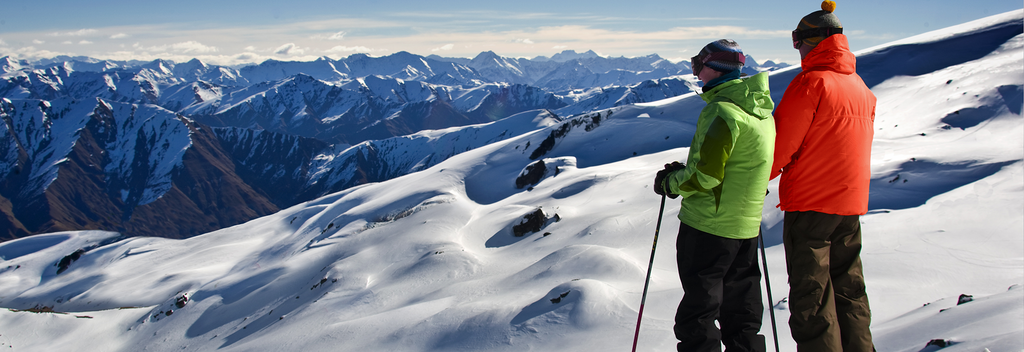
[699,72,774,120]
[801,33,857,74]
[702,69,742,93]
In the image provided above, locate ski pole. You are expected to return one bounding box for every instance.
[759,227,780,352]
[631,193,667,352]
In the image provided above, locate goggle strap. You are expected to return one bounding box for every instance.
[699,52,746,65]
[793,27,843,41]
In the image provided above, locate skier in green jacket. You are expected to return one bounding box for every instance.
[654,39,776,352]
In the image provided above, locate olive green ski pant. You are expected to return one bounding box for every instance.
[783,211,874,352]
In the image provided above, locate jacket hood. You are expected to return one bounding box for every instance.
[701,71,774,120]
[802,34,857,75]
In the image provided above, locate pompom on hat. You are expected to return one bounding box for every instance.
[821,0,837,12]
[795,1,843,47]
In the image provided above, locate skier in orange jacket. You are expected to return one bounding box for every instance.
[771,1,876,351]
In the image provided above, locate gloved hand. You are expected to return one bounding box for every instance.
[653,162,685,198]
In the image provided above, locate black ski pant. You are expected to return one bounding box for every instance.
[783,210,873,352]
[675,223,766,352]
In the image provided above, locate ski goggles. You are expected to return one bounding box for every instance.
[690,51,746,76]
[792,27,843,49]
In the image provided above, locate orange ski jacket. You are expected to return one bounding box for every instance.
[771,34,876,215]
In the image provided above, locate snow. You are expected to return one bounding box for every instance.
[0,97,96,199]
[100,102,193,206]
[303,108,566,192]
[872,286,1024,352]
[0,9,1022,352]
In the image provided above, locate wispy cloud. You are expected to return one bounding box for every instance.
[678,17,746,21]
[5,46,64,60]
[133,41,218,54]
[275,43,304,55]
[0,12,801,65]
[334,24,788,59]
[50,29,97,37]
[311,31,347,40]
[173,41,217,53]
[655,26,790,40]
[391,10,590,22]
[431,44,454,52]
[324,45,376,53]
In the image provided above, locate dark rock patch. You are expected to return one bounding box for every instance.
[516,160,547,189]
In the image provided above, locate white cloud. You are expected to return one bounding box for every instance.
[50,29,97,37]
[655,26,789,39]
[5,47,65,61]
[132,41,218,53]
[170,41,218,53]
[33,39,45,44]
[0,15,800,66]
[236,53,258,61]
[431,44,454,52]
[62,41,73,45]
[311,31,347,40]
[79,40,93,45]
[275,43,304,55]
[324,45,374,53]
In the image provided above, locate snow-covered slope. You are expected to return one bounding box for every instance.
[300,109,566,198]
[553,76,698,117]
[0,81,565,238]
[0,95,290,239]
[0,98,191,208]
[0,9,1021,352]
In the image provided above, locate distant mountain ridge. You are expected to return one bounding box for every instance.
[1,50,787,144]
[2,49,787,92]
[0,50,789,241]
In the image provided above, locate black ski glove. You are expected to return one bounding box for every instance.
[653,162,685,198]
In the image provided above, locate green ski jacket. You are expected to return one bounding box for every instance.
[665,72,775,239]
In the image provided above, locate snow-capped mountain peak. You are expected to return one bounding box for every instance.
[550,49,603,62]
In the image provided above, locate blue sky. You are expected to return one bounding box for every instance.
[0,1,1020,66]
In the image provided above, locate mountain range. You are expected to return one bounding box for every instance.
[0,50,788,240]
